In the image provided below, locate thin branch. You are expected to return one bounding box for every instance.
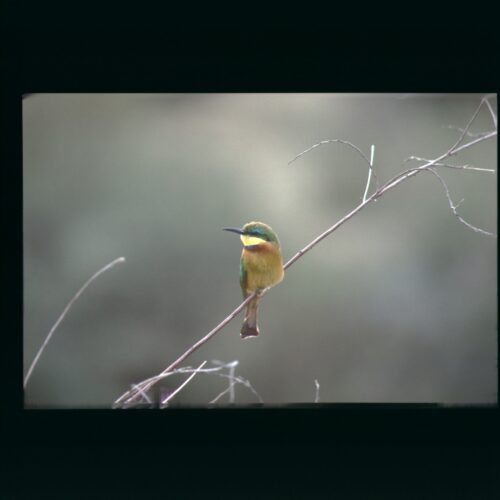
[209,381,238,404]
[115,360,262,408]
[165,361,262,405]
[446,125,492,138]
[161,360,207,407]
[363,145,375,203]
[208,373,263,404]
[426,168,496,237]
[404,156,495,173]
[289,138,379,190]
[483,96,497,129]
[288,139,371,166]
[213,359,238,403]
[24,256,126,389]
[449,98,485,153]
[182,365,263,403]
[131,384,152,404]
[113,98,497,409]
[206,360,263,405]
[314,379,320,403]
[283,133,497,270]
[445,96,496,139]
[378,130,497,197]
[450,129,497,154]
[222,374,263,403]
[228,361,236,403]
[113,294,257,407]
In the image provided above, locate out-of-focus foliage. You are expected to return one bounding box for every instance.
[23,94,497,407]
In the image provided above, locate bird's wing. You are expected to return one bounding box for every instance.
[239,254,248,298]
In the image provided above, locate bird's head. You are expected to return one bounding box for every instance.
[223,221,281,249]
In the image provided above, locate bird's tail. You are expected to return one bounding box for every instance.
[241,296,260,338]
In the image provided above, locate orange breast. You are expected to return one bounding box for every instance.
[242,242,284,292]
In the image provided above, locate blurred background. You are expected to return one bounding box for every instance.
[23,93,497,407]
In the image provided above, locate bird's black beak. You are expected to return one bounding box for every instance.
[223,227,245,235]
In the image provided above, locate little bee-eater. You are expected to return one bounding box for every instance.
[223,221,284,338]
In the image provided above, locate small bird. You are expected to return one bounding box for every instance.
[223,221,284,338]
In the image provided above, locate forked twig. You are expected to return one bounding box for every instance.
[115,360,262,408]
[426,168,496,237]
[212,359,238,403]
[113,294,255,407]
[161,360,207,407]
[404,156,494,173]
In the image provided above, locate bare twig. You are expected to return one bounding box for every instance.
[404,156,495,173]
[289,138,379,190]
[24,256,126,389]
[210,381,238,404]
[483,96,497,129]
[288,138,371,166]
[363,145,375,203]
[446,125,492,138]
[314,379,320,403]
[426,168,496,237]
[377,130,497,199]
[213,359,238,403]
[113,294,257,407]
[220,374,263,403]
[207,361,263,404]
[209,374,263,404]
[449,98,486,152]
[115,360,262,408]
[446,95,496,138]
[114,97,496,408]
[228,361,236,403]
[131,383,152,404]
[161,360,207,407]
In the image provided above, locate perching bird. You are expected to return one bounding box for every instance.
[223,221,284,338]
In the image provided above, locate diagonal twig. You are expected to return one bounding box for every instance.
[404,156,495,173]
[113,294,256,407]
[24,257,126,389]
[161,360,207,407]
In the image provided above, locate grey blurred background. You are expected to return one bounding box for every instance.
[23,94,497,407]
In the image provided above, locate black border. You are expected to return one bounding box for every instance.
[2,5,499,497]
